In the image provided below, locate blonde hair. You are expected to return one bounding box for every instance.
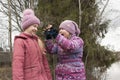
[38,38,46,54]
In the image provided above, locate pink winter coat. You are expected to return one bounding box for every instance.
[12,33,52,80]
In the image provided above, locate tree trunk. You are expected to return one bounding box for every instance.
[30,0,34,9]
[8,0,12,59]
[78,0,82,29]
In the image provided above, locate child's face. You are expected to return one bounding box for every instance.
[59,28,70,38]
[24,24,39,35]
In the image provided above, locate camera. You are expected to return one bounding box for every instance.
[44,27,58,40]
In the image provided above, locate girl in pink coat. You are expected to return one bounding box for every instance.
[12,9,52,80]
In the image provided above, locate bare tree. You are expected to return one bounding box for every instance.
[0,0,39,32]
[8,0,12,59]
[0,0,39,53]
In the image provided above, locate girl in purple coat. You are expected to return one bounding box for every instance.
[45,20,86,80]
[12,9,52,80]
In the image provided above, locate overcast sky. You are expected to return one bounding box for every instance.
[100,0,120,51]
[105,61,120,80]
[98,0,120,80]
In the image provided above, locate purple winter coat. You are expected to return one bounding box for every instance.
[45,34,86,80]
[12,33,52,80]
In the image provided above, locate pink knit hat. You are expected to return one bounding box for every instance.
[59,20,80,36]
[21,9,40,30]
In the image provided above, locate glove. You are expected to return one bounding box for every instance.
[44,27,58,40]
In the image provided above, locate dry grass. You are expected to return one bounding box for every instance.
[0,67,11,80]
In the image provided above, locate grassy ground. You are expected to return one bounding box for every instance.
[0,67,11,80]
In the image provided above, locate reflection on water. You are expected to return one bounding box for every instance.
[105,61,120,80]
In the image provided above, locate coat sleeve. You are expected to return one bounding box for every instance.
[56,34,84,52]
[45,39,58,54]
[12,38,25,80]
[42,54,52,80]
